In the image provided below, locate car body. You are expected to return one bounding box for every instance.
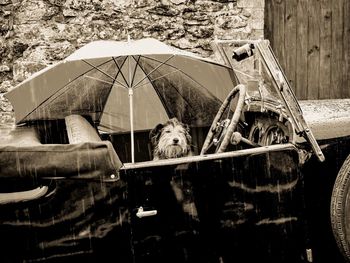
[0,39,350,263]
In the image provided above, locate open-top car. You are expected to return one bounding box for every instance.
[1,38,350,263]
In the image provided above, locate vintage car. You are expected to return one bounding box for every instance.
[0,38,350,263]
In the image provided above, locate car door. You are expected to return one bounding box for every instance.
[121,147,305,263]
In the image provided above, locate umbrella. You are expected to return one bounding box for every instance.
[5,38,238,162]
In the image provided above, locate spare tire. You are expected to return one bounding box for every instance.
[331,154,350,262]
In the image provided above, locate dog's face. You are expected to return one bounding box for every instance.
[150,118,191,159]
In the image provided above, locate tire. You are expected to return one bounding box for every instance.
[331,154,350,262]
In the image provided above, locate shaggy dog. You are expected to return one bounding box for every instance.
[150,118,192,160]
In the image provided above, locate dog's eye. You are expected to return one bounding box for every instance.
[165,130,171,133]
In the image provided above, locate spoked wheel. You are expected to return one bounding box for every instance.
[200,84,246,155]
[331,154,350,262]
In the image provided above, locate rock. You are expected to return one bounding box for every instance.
[196,1,224,12]
[0,17,10,35]
[0,0,11,5]
[216,14,247,30]
[0,65,10,73]
[13,60,47,82]
[183,6,197,13]
[49,42,76,60]
[147,4,180,16]
[47,0,66,7]
[0,112,15,125]
[171,38,196,49]
[0,80,12,93]
[238,0,264,8]
[134,0,149,8]
[147,24,167,33]
[242,9,251,17]
[0,95,13,112]
[166,28,186,40]
[63,8,78,17]
[183,11,211,26]
[185,25,214,38]
[212,0,236,2]
[11,41,29,59]
[169,0,186,5]
[0,39,7,56]
[197,39,213,51]
[15,1,60,22]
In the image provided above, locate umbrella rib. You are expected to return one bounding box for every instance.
[84,75,114,85]
[141,56,225,102]
[98,56,129,126]
[83,59,128,89]
[131,55,175,89]
[137,56,219,117]
[133,59,173,118]
[19,59,117,122]
[133,69,182,89]
[130,55,141,87]
[112,57,129,88]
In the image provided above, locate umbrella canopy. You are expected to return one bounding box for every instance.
[5,38,238,132]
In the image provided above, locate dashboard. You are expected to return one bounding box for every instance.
[244,109,294,147]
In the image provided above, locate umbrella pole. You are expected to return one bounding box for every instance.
[127,55,135,164]
[129,88,135,163]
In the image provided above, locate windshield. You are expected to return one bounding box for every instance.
[212,40,324,161]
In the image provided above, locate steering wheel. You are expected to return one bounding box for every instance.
[200,84,246,155]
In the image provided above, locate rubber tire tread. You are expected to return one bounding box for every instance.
[331,154,350,262]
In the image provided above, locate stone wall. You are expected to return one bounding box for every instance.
[0,0,264,125]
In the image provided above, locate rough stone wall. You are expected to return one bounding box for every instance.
[0,0,264,125]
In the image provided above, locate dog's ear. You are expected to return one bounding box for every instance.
[184,124,192,144]
[149,123,164,146]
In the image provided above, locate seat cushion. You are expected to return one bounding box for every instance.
[65,115,101,143]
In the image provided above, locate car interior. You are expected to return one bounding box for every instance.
[19,103,294,167]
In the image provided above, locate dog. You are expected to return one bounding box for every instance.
[150,118,198,219]
[150,118,192,160]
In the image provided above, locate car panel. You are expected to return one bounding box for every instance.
[119,148,304,263]
[299,99,350,141]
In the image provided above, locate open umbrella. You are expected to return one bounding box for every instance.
[5,38,238,161]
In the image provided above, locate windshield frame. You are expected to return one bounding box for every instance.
[211,39,324,162]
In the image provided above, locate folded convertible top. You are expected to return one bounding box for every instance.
[0,141,122,180]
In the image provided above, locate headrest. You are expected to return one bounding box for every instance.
[65,115,101,143]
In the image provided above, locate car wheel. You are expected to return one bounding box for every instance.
[331,154,350,262]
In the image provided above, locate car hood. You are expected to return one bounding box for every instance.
[299,99,350,141]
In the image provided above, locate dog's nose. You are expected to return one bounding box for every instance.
[173,138,179,144]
